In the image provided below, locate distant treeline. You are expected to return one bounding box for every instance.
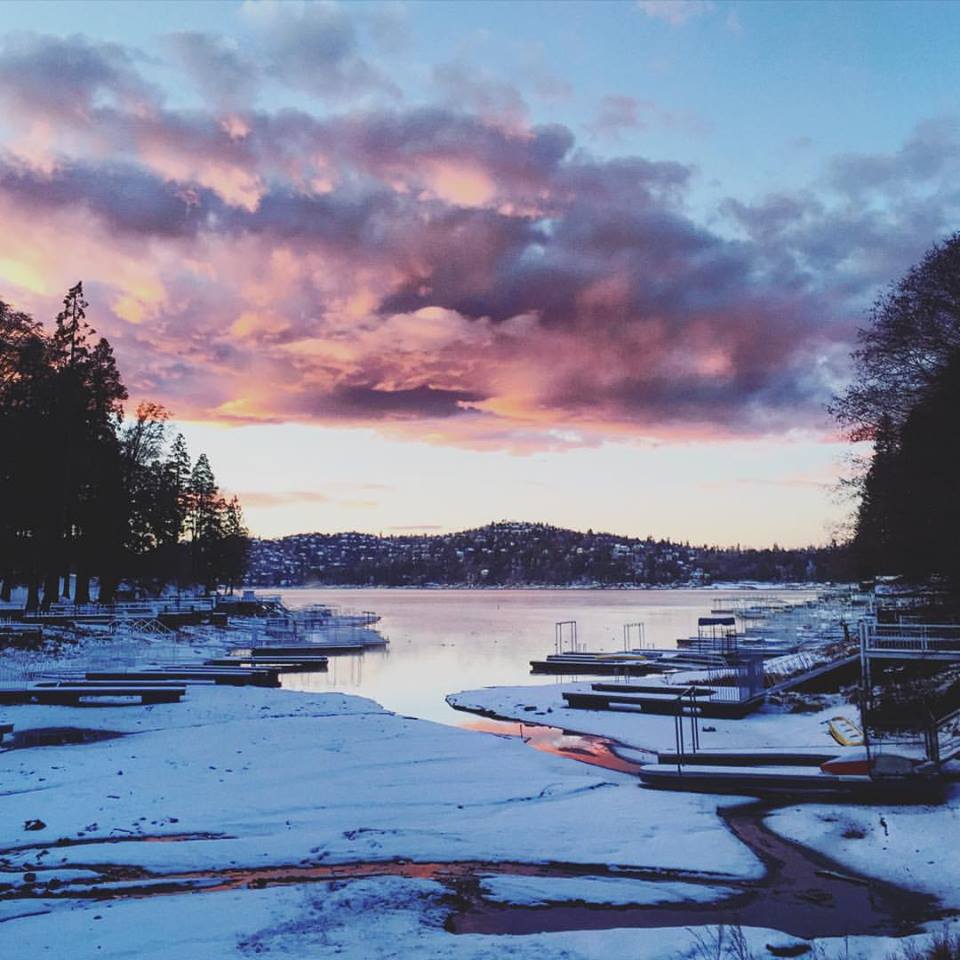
[247,521,851,587]
[0,284,248,609]
[834,233,960,588]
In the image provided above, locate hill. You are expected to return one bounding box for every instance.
[246,521,849,588]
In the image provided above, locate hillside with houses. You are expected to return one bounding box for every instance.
[246,521,848,587]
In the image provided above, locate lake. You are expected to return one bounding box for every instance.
[273,587,815,725]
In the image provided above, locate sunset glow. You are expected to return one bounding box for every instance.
[2,1,959,544]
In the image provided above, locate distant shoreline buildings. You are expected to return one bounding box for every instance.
[246,521,848,588]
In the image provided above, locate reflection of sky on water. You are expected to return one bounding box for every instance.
[276,588,813,726]
[459,717,649,775]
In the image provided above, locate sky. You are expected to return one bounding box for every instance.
[1,0,959,546]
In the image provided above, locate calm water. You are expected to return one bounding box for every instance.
[274,588,814,725]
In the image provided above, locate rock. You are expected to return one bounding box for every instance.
[23,819,46,831]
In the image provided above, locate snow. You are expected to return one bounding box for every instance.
[0,681,768,958]
[448,677,960,916]
[766,788,960,903]
[6,876,958,960]
[0,685,759,878]
[2,650,957,959]
[447,679,856,756]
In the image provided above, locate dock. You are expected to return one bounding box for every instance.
[205,655,329,672]
[86,666,281,687]
[236,643,369,656]
[0,681,186,706]
[636,763,945,800]
[530,657,656,676]
[655,749,838,767]
[562,686,763,719]
[530,647,736,676]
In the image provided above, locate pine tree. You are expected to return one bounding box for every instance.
[0,286,249,606]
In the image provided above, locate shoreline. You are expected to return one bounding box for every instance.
[2,594,958,958]
[257,582,834,591]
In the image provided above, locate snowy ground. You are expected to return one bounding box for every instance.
[446,679,855,756]
[449,678,960,908]
[11,875,948,960]
[0,664,955,957]
[767,798,960,903]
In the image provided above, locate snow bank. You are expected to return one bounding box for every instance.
[447,681,851,755]
[767,792,960,904]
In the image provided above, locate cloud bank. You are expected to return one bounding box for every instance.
[1,19,958,450]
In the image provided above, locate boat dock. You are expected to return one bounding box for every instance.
[635,763,945,799]
[0,680,187,706]
[563,683,764,719]
[235,643,375,656]
[86,666,282,687]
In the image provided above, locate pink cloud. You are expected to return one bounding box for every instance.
[0,33,954,454]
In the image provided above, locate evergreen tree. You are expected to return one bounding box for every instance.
[0,286,249,607]
[835,234,960,587]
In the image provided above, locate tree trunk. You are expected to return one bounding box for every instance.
[61,570,71,600]
[26,577,40,612]
[42,571,60,610]
[0,575,11,603]
[98,573,117,605]
[75,568,91,605]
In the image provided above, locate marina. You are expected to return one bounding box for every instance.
[2,583,959,959]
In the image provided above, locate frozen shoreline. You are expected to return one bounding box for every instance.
[448,681,960,907]
[0,626,956,958]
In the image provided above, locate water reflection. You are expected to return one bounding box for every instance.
[275,588,813,725]
[458,717,649,774]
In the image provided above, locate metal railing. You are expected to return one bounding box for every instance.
[863,621,960,654]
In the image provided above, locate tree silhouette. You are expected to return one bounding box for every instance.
[0,286,248,607]
[835,234,960,586]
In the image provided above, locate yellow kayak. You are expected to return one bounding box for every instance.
[827,715,864,747]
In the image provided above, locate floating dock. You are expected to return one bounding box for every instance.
[562,687,763,719]
[655,749,838,767]
[230,642,384,657]
[86,667,281,688]
[530,657,656,676]
[636,763,945,800]
[0,681,186,706]
[205,656,329,673]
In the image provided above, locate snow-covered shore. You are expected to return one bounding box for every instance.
[448,680,960,908]
[0,668,954,958]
